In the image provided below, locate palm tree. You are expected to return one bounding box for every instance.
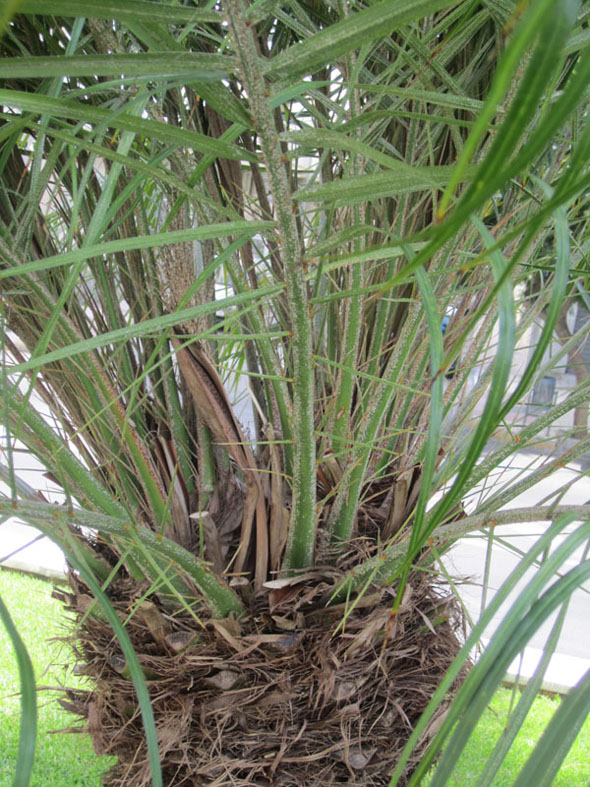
[1,0,590,784]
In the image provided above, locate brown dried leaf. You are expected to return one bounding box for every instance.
[417,606,437,634]
[87,701,106,755]
[349,748,376,769]
[204,669,241,690]
[258,690,297,707]
[263,573,317,589]
[337,702,361,717]
[254,488,269,591]
[383,468,413,539]
[107,654,126,674]
[165,630,199,653]
[205,694,239,713]
[268,583,304,612]
[332,680,359,702]
[229,576,250,588]
[310,591,383,620]
[271,614,297,631]
[173,339,269,588]
[243,632,303,653]
[211,617,243,652]
[399,582,413,612]
[273,632,303,652]
[138,600,170,647]
[344,610,390,653]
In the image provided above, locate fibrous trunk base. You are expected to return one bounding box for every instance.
[57,571,467,786]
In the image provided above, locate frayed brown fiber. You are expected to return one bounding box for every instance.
[58,569,467,786]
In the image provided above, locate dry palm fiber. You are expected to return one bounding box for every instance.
[56,565,466,786]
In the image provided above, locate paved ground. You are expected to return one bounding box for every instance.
[1,447,67,579]
[443,449,590,691]
[0,520,66,580]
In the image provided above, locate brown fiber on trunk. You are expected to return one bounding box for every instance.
[56,567,467,786]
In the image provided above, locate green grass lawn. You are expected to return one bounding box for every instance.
[1,568,589,786]
[0,569,115,786]
[422,686,590,786]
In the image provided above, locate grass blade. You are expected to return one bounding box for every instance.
[0,593,36,787]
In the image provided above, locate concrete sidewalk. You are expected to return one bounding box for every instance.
[1,520,67,581]
[443,449,590,692]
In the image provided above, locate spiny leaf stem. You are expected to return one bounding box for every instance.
[227,0,317,571]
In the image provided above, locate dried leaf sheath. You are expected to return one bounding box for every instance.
[172,338,268,587]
